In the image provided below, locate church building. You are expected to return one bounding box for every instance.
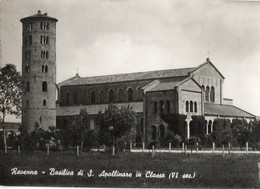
[56,58,256,145]
[20,11,256,145]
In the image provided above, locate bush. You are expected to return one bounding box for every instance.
[147,141,159,149]
[161,113,187,137]
[83,131,99,151]
[164,131,182,148]
[190,116,206,137]
[202,135,214,148]
[212,119,233,147]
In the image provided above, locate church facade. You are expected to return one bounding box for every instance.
[56,59,256,145]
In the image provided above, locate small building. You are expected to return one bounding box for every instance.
[0,122,21,136]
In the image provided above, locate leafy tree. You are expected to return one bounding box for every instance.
[98,104,136,152]
[212,119,233,146]
[250,121,260,150]
[161,113,187,139]
[83,130,99,151]
[190,115,206,139]
[231,119,250,149]
[79,108,90,148]
[0,64,22,151]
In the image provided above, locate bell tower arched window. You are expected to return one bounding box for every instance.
[26,81,30,92]
[42,81,47,92]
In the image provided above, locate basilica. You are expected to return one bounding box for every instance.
[20,11,256,145]
[56,58,255,144]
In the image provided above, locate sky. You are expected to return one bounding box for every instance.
[1,0,260,122]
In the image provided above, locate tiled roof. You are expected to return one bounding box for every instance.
[145,77,186,92]
[58,67,195,87]
[0,122,20,130]
[56,102,143,116]
[204,103,255,118]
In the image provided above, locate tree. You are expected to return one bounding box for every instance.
[212,119,233,146]
[98,104,136,152]
[79,108,90,148]
[0,64,22,152]
[250,121,260,150]
[161,113,187,139]
[231,119,250,150]
[190,115,206,139]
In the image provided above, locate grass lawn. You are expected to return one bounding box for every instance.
[1,150,260,188]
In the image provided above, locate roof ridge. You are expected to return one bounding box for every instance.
[79,66,195,79]
[57,66,195,86]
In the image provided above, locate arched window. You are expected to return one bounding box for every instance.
[137,87,143,100]
[26,81,30,92]
[190,101,193,112]
[194,101,197,112]
[205,86,210,102]
[99,90,105,103]
[118,89,123,102]
[26,100,29,106]
[109,89,114,103]
[29,35,32,44]
[42,65,45,72]
[159,125,165,138]
[140,117,144,134]
[25,65,30,73]
[74,92,78,104]
[42,81,47,92]
[151,126,156,140]
[154,101,157,113]
[91,91,96,104]
[45,65,48,73]
[82,91,87,105]
[166,100,170,113]
[202,85,205,101]
[43,99,46,106]
[208,120,212,134]
[66,93,70,105]
[186,101,189,112]
[159,100,164,113]
[128,88,133,101]
[210,86,215,102]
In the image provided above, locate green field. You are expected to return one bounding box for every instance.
[1,150,260,188]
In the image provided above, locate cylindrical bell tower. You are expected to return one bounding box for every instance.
[20,10,58,133]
